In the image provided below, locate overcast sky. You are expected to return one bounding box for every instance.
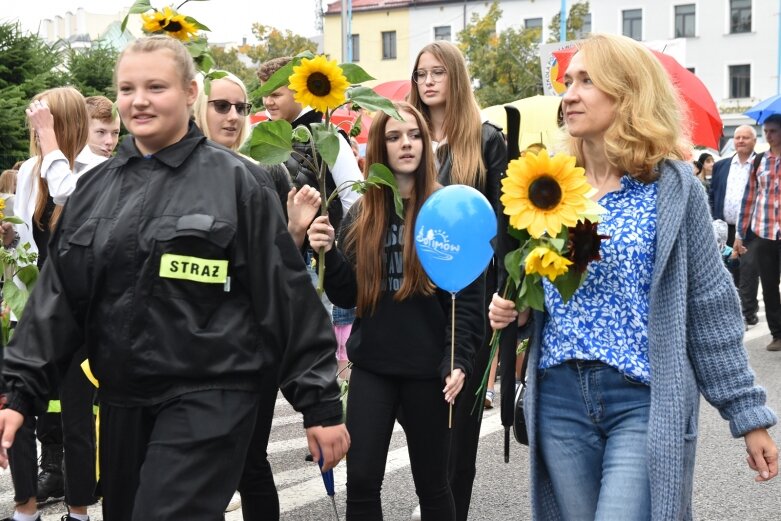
[0,0,321,43]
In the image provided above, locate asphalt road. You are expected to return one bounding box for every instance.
[2,315,779,520]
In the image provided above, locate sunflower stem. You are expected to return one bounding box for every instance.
[314,110,332,298]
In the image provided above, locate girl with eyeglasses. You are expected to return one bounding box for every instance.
[408,40,508,521]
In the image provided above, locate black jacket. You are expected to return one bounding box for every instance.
[437,121,509,290]
[323,203,484,381]
[2,123,342,428]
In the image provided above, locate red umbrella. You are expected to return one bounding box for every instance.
[553,47,722,149]
[250,108,373,144]
[372,80,411,102]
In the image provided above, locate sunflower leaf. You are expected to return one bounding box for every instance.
[312,127,340,170]
[504,248,524,286]
[553,268,584,303]
[347,87,402,120]
[364,163,404,219]
[292,125,312,143]
[519,275,545,312]
[340,64,374,84]
[257,61,297,97]
[241,120,293,165]
[184,16,210,32]
[295,50,317,60]
[508,225,530,243]
[548,237,566,251]
[1,216,24,225]
[122,0,153,32]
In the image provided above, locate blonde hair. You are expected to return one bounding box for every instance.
[0,169,17,193]
[28,87,89,230]
[566,33,688,182]
[192,72,251,151]
[114,35,196,89]
[408,41,485,190]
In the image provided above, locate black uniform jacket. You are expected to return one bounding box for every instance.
[2,123,342,428]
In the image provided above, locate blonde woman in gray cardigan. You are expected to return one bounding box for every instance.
[489,33,777,521]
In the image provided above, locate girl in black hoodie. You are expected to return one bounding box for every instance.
[308,101,484,520]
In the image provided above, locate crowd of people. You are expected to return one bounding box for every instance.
[0,32,777,521]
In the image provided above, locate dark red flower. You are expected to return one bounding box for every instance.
[567,219,609,273]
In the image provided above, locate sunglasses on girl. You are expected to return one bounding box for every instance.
[208,100,252,116]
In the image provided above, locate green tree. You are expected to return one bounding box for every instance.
[244,24,317,65]
[65,43,119,98]
[547,1,590,43]
[0,22,65,167]
[210,45,254,87]
[458,1,542,108]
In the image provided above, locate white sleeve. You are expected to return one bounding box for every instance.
[330,136,363,214]
[40,150,77,205]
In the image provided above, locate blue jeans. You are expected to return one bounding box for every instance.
[537,360,651,521]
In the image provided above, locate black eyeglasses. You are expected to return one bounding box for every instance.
[412,67,447,85]
[208,100,252,116]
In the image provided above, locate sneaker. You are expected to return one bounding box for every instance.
[767,338,781,351]
[225,491,241,512]
[410,504,421,521]
[61,515,88,521]
[484,389,495,409]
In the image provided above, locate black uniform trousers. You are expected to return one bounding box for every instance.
[752,236,781,339]
[238,368,280,521]
[98,389,258,521]
[8,347,97,505]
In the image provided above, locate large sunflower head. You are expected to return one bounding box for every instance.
[501,150,591,239]
[141,7,198,42]
[288,56,351,114]
[525,246,573,282]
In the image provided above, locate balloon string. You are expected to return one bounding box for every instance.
[450,291,455,429]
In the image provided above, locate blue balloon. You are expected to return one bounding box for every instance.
[414,185,497,293]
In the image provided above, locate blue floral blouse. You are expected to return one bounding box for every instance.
[540,175,658,384]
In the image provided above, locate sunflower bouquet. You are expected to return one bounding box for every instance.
[473,149,607,411]
[244,52,402,295]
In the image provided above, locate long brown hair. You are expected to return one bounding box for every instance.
[342,102,437,316]
[408,41,485,190]
[27,87,89,230]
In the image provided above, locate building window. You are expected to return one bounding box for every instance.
[675,4,696,37]
[729,64,750,98]
[350,34,360,62]
[382,30,396,60]
[575,13,592,39]
[434,25,451,41]
[730,0,751,33]
[622,9,642,40]
[525,17,543,43]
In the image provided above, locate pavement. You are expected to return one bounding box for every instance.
[1,310,780,520]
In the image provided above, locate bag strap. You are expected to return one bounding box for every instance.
[753,152,765,176]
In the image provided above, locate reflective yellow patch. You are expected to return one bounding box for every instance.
[159,254,228,284]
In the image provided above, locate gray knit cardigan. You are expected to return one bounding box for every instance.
[524,159,778,521]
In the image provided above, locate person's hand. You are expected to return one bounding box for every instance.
[287,185,321,248]
[307,215,335,253]
[733,238,747,256]
[1,222,15,247]
[0,408,24,469]
[488,292,519,330]
[744,428,778,482]
[443,368,465,404]
[25,99,58,156]
[305,424,350,472]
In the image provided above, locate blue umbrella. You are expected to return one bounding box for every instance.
[318,453,340,520]
[744,94,781,124]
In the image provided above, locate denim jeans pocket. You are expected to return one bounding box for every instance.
[622,374,646,386]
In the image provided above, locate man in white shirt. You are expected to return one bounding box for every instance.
[709,125,760,325]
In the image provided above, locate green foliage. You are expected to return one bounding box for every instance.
[547,1,591,43]
[210,45,254,87]
[0,21,66,167]
[244,24,317,65]
[239,119,294,164]
[66,43,119,97]
[457,1,543,108]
